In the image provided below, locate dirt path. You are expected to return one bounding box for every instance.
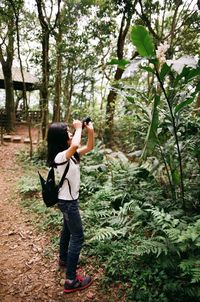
[0,140,104,302]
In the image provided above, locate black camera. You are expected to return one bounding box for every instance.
[82,117,91,128]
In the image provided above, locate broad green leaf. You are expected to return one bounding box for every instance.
[160,63,171,81]
[149,58,158,65]
[175,94,197,114]
[142,95,160,159]
[186,67,200,81]
[107,58,130,69]
[195,82,200,92]
[131,25,155,57]
[172,169,180,185]
[126,96,135,103]
[174,66,200,86]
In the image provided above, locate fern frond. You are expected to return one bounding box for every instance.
[112,200,143,226]
[130,237,168,257]
[180,259,200,284]
[164,228,181,242]
[177,219,200,245]
[148,206,180,229]
[94,209,117,219]
[89,227,125,242]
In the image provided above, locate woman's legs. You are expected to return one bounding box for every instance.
[59,216,70,265]
[66,201,84,280]
[58,199,84,280]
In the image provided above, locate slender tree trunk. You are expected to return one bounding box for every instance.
[8,0,34,157]
[8,0,28,113]
[0,8,15,132]
[40,30,50,139]
[36,0,61,139]
[15,91,23,111]
[64,67,74,122]
[53,16,62,122]
[104,68,124,145]
[2,63,15,131]
[104,12,131,146]
[36,0,51,139]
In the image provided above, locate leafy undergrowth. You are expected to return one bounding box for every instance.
[17,143,200,302]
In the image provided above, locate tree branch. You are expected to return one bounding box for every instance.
[136,0,160,41]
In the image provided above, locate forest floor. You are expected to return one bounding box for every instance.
[0,124,123,302]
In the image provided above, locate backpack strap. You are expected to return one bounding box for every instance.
[65,156,79,200]
[55,159,75,200]
[65,179,74,200]
[54,160,69,167]
[58,160,70,189]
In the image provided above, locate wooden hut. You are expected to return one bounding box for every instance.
[0,66,39,91]
[0,67,41,124]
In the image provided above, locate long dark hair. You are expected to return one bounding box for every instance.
[47,122,80,167]
[47,122,68,166]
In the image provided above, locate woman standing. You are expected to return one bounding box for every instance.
[47,119,94,293]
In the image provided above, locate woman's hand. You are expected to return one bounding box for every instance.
[84,121,94,132]
[65,120,82,159]
[78,121,94,156]
[73,119,82,129]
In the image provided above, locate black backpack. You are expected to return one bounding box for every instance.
[38,160,70,207]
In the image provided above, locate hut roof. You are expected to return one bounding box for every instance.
[0,67,39,91]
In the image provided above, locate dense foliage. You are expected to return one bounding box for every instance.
[79,142,200,301]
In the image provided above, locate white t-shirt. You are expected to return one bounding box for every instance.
[54,150,80,200]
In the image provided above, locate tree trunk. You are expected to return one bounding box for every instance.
[64,67,74,122]
[104,68,124,145]
[0,6,15,132]
[2,63,15,131]
[40,30,50,139]
[15,91,23,111]
[36,0,61,139]
[36,0,50,139]
[104,11,131,146]
[53,24,62,122]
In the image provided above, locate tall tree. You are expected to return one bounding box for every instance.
[0,0,15,131]
[104,0,137,146]
[8,0,28,114]
[52,8,63,122]
[53,0,115,121]
[35,0,61,139]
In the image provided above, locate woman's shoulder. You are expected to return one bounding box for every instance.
[55,150,80,166]
[55,150,68,164]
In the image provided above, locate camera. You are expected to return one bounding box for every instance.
[82,117,91,128]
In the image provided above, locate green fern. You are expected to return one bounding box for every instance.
[94,209,117,219]
[111,200,143,227]
[89,226,126,241]
[177,219,200,244]
[18,175,40,194]
[148,206,180,229]
[180,259,200,283]
[130,237,169,257]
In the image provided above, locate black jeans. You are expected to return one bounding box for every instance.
[57,199,84,280]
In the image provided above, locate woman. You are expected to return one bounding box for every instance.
[47,119,94,293]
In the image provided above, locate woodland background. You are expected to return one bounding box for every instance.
[0,0,200,301]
